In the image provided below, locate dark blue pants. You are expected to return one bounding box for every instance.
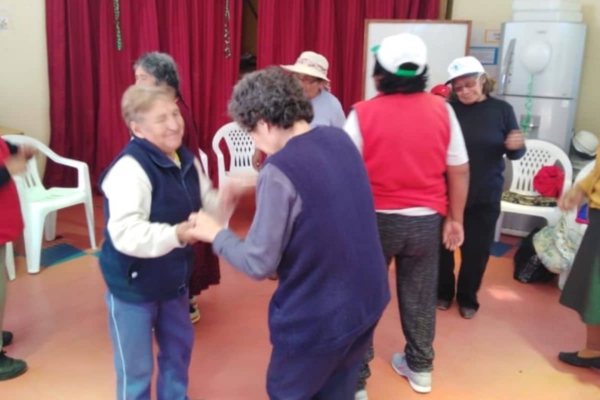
[267,324,376,400]
[106,292,194,400]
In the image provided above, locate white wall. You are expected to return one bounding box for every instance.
[0,0,50,173]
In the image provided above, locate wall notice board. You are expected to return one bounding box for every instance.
[363,20,472,99]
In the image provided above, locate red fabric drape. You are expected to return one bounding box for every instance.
[257,0,440,113]
[45,0,243,188]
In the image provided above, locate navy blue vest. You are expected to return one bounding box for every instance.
[99,138,201,303]
[264,126,390,353]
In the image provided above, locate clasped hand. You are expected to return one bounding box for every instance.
[176,211,225,245]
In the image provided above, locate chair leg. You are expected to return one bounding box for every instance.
[23,214,46,274]
[84,197,97,250]
[5,242,16,281]
[494,212,504,242]
[44,211,58,241]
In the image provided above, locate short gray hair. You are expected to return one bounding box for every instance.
[134,52,181,93]
[228,67,314,131]
[121,84,176,126]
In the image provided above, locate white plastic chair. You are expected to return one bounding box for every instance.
[5,242,15,281]
[558,159,596,290]
[2,135,97,274]
[211,122,258,188]
[198,149,209,176]
[494,139,573,242]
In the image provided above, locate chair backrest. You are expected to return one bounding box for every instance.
[575,160,596,183]
[507,139,573,196]
[211,122,255,174]
[2,135,47,195]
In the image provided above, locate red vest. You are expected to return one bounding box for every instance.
[354,92,450,216]
[0,139,24,244]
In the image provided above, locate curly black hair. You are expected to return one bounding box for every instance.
[373,59,428,95]
[228,67,314,131]
[134,52,181,95]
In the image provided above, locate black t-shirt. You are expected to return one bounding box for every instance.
[450,96,525,206]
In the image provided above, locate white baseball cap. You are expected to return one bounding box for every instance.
[372,33,427,77]
[446,56,485,83]
[281,51,330,82]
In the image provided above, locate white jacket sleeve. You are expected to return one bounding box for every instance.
[102,156,184,258]
[193,158,220,215]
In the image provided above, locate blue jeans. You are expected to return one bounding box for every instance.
[106,292,194,400]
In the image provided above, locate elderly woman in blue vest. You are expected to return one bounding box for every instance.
[187,67,390,400]
[437,57,525,320]
[99,84,229,400]
[134,52,221,324]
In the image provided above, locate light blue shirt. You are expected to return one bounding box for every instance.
[310,89,346,129]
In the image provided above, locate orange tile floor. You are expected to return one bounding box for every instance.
[2,195,599,399]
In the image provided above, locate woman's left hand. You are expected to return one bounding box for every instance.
[187,210,225,243]
[505,130,525,151]
[442,218,464,251]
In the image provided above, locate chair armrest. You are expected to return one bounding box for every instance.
[49,156,91,192]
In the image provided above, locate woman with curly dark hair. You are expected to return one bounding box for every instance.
[134,52,220,324]
[187,67,390,399]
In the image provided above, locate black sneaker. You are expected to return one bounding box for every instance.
[460,307,477,319]
[2,331,13,347]
[559,351,600,369]
[436,300,451,311]
[0,351,27,381]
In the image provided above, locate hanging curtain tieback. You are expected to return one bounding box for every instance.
[113,0,123,51]
[224,0,231,59]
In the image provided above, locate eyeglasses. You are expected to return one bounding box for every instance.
[294,74,319,84]
[452,75,482,93]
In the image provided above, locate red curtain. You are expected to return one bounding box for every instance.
[45,0,243,188]
[257,0,440,113]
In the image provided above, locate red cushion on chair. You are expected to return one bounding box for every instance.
[533,165,565,199]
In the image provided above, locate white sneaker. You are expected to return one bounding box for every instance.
[355,389,368,400]
[391,353,432,394]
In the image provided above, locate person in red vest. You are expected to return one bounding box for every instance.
[344,33,470,397]
[134,52,221,324]
[0,137,35,380]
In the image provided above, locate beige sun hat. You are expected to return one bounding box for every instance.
[281,51,330,82]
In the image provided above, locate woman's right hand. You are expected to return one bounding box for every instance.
[559,185,585,211]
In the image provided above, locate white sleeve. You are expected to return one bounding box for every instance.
[193,158,220,214]
[343,110,363,154]
[102,156,184,259]
[446,103,469,166]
